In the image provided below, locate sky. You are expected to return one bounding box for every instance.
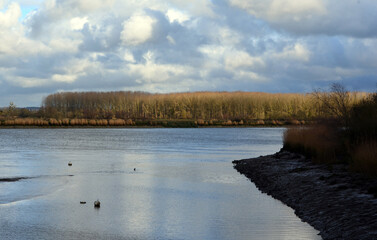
[1,0,377,107]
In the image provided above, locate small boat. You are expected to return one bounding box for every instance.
[80,201,86,204]
[94,200,100,208]
[68,161,72,166]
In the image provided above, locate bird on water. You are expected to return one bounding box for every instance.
[94,200,100,208]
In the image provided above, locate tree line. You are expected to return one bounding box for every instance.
[40,91,366,121]
[0,90,368,127]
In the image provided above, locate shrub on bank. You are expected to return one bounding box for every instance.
[97,119,108,126]
[109,119,126,126]
[351,141,377,177]
[62,118,70,125]
[288,119,301,125]
[283,90,377,176]
[348,94,377,143]
[49,118,60,126]
[4,120,15,125]
[89,120,97,126]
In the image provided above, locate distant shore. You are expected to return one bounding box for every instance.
[233,150,377,240]
[0,125,283,129]
[0,118,308,128]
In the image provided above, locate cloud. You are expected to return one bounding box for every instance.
[166,9,190,24]
[224,50,265,70]
[0,0,377,106]
[167,0,215,17]
[70,16,88,30]
[267,0,326,19]
[121,11,157,46]
[67,0,115,13]
[0,2,21,28]
[229,0,377,37]
[272,43,311,62]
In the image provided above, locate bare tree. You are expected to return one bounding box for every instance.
[313,83,352,127]
[6,102,16,117]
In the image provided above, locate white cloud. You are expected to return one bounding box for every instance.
[166,9,190,24]
[235,70,268,82]
[52,74,76,83]
[0,2,21,28]
[273,43,311,62]
[0,0,8,9]
[70,16,88,30]
[123,50,136,63]
[167,0,215,17]
[121,12,156,46]
[224,50,265,70]
[128,52,193,83]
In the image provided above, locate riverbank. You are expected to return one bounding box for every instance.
[233,150,377,240]
[0,119,307,128]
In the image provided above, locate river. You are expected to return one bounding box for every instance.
[0,128,320,239]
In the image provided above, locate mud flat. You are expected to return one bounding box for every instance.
[233,150,377,240]
[0,177,31,182]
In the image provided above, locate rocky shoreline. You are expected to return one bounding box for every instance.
[233,150,377,240]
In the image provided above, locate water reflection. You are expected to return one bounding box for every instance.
[0,128,320,239]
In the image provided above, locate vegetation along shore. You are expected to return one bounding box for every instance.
[234,84,377,239]
[0,89,368,128]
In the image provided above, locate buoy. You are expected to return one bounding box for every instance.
[94,200,100,208]
[68,161,72,166]
[80,201,86,204]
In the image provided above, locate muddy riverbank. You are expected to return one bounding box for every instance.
[233,150,377,240]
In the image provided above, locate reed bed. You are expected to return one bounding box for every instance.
[283,125,341,163]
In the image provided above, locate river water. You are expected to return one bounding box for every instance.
[0,128,320,240]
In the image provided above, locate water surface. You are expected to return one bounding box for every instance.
[0,128,320,239]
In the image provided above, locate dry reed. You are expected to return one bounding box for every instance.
[283,125,340,163]
[351,141,377,176]
[89,120,97,126]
